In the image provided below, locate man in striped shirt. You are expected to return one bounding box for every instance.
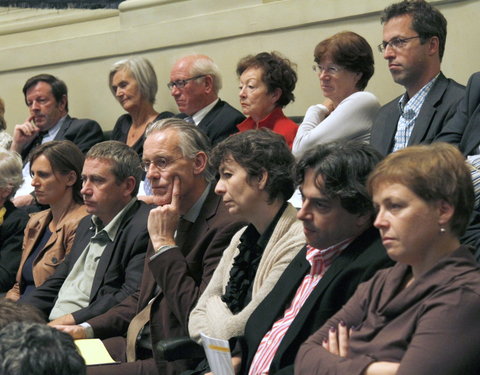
[235,141,393,375]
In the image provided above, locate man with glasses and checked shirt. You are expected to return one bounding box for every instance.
[370,0,465,156]
[169,54,245,146]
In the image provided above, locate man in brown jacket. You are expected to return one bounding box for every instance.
[55,118,245,375]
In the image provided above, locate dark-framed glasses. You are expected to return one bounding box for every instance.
[141,156,184,172]
[312,64,344,75]
[167,75,206,90]
[378,36,421,52]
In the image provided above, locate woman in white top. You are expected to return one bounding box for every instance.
[293,31,379,157]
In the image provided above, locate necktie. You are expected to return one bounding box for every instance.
[24,131,47,164]
[184,116,195,124]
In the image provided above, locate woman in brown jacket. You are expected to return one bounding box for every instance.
[6,140,87,300]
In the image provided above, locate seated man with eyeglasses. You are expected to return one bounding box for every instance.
[369,0,465,156]
[53,118,245,375]
[169,54,245,147]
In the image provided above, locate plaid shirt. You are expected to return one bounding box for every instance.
[248,239,352,375]
[392,75,439,152]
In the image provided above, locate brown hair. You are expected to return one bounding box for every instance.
[30,140,85,204]
[367,143,474,237]
[314,31,374,90]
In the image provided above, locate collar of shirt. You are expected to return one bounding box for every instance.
[398,74,440,118]
[190,98,219,125]
[42,115,67,143]
[237,106,284,132]
[306,237,353,276]
[90,197,138,242]
[182,183,211,223]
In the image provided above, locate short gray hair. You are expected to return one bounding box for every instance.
[189,56,222,95]
[0,149,23,200]
[109,56,158,104]
[146,118,214,182]
[86,141,143,196]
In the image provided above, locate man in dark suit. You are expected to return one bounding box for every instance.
[435,72,480,156]
[22,141,150,325]
[169,54,245,146]
[234,141,393,375]
[370,1,464,156]
[11,74,104,206]
[55,119,245,375]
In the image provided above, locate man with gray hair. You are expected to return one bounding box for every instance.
[170,54,245,146]
[55,118,245,375]
[22,141,151,326]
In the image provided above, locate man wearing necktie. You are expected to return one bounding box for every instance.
[10,74,104,207]
[54,118,245,375]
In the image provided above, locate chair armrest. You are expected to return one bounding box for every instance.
[154,336,205,361]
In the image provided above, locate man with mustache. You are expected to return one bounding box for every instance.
[55,118,245,375]
[10,74,104,206]
[370,0,464,156]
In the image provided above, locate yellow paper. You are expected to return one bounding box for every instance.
[75,338,118,366]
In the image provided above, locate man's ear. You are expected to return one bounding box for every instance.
[123,176,137,197]
[193,151,208,176]
[258,169,268,191]
[58,94,68,112]
[427,36,440,57]
[203,75,214,95]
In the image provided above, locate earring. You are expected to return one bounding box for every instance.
[440,227,446,234]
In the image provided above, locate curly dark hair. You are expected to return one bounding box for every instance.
[314,31,374,90]
[295,141,383,218]
[236,51,297,108]
[381,0,447,60]
[211,128,295,203]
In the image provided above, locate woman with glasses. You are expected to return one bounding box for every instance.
[292,31,379,156]
[236,52,298,149]
[296,143,480,375]
[109,56,173,159]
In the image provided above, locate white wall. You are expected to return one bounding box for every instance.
[1,0,478,132]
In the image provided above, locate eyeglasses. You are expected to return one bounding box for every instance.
[167,75,206,90]
[141,156,184,172]
[377,36,421,52]
[312,64,344,75]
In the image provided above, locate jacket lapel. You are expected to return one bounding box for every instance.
[54,115,72,140]
[408,73,447,145]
